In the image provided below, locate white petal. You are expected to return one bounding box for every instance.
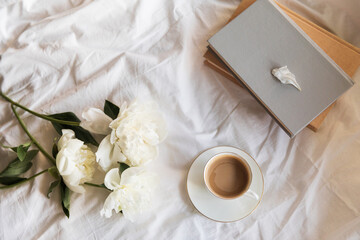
[110,129,117,145]
[120,167,156,186]
[96,135,116,172]
[56,153,76,176]
[56,153,86,194]
[96,135,127,172]
[80,108,112,135]
[64,168,83,185]
[119,193,140,222]
[104,168,121,190]
[119,167,139,185]
[114,142,127,159]
[143,102,168,142]
[118,102,128,117]
[63,178,85,193]
[58,129,76,150]
[100,191,121,218]
[153,115,168,142]
[117,168,156,222]
[121,143,158,167]
[63,138,84,153]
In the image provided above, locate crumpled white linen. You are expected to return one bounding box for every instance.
[0,0,359,239]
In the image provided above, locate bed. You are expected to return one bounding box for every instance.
[0,0,359,239]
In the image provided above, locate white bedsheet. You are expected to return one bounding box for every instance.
[1,0,360,239]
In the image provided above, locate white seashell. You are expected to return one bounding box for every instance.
[272,66,301,91]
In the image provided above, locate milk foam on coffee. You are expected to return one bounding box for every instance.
[205,154,251,199]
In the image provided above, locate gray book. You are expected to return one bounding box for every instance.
[208,0,354,137]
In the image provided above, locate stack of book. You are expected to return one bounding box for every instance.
[204,0,360,137]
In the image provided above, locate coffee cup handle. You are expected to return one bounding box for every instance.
[244,189,259,200]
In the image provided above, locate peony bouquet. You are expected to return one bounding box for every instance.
[0,92,167,221]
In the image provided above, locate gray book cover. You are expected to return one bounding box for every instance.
[208,0,354,137]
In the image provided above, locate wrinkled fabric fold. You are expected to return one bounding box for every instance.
[0,0,359,239]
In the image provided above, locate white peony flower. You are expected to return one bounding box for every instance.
[56,129,96,193]
[100,167,156,222]
[81,100,167,170]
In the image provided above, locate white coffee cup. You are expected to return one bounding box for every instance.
[204,152,258,200]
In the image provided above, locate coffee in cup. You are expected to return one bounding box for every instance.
[204,153,252,199]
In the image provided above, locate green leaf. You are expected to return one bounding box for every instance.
[22,149,39,167]
[0,150,38,177]
[48,112,98,146]
[23,149,39,162]
[0,160,32,177]
[0,176,27,185]
[17,145,27,161]
[60,180,70,218]
[103,100,120,120]
[119,162,130,175]
[1,142,31,161]
[52,143,58,159]
[47,180,60,198]
[22,142,32,148]
[48,112,80,121]
[48,166,60,180]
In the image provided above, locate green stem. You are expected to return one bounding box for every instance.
[1,92,80,126]
[0,144,13,149]
[84,182,111,191]
[11,105,56,165]
[0,168,48,189]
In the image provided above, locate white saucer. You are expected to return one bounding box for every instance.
[186,146,264,222]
